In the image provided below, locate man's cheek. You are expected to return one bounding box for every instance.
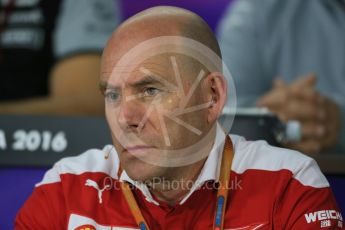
[157,91,181,107]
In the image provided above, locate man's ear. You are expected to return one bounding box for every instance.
[202,72,227,123]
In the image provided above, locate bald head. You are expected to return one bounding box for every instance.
[101,6,222,77]
[119,6,221,57]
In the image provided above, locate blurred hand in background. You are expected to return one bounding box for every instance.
[257,74,341,154]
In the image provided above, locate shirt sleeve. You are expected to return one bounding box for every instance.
[274,159,343,229]
[217,0,272,107]
[15,183,66,230]
[53,0,122,59]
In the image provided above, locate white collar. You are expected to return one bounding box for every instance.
[119,123,227,206]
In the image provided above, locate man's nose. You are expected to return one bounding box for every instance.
[117,98,143,131]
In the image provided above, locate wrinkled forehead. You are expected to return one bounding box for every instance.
[102,53,182,89]
[102,53,202,91]
[101,32,182,77]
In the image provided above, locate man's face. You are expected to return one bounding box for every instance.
[102,52,212,182]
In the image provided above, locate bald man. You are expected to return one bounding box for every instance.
[16,7,342,230]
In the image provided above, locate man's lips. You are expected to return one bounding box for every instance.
[123,145,155,153]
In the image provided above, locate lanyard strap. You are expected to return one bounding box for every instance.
[120,182,150,230]
[213,136,233,230]
[121,136,234,230]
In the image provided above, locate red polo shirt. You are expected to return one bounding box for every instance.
[15,126,343,229]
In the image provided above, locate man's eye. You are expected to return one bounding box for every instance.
[105,91,120,102]
[143,87,161,97]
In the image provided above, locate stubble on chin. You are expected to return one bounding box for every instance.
[121,155,165,182]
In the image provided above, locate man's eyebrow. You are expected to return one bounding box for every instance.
[99,81,119,92]
[98,75,166,92]
[128,75,165,88]
[139,68,178,91]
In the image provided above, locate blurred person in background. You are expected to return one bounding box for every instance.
[0,0,121,116]
[218,0,345,154]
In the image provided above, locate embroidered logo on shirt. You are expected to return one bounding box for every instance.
[74,224,96,230]
[69,214,139,230]
[304,210,343,228]
[85,179,110,204]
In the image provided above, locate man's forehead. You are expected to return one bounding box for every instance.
[102,44,181,73]
[102,53,177,87]
[101,18,182,69]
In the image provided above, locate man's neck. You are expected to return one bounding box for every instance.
[148,124,218,206]
[149,158,207,206]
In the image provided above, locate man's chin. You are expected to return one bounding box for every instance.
[122,158,162,182]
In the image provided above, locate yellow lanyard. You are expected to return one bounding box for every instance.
[120,136,234,230]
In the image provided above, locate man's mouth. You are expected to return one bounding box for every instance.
[123,145,155,154]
